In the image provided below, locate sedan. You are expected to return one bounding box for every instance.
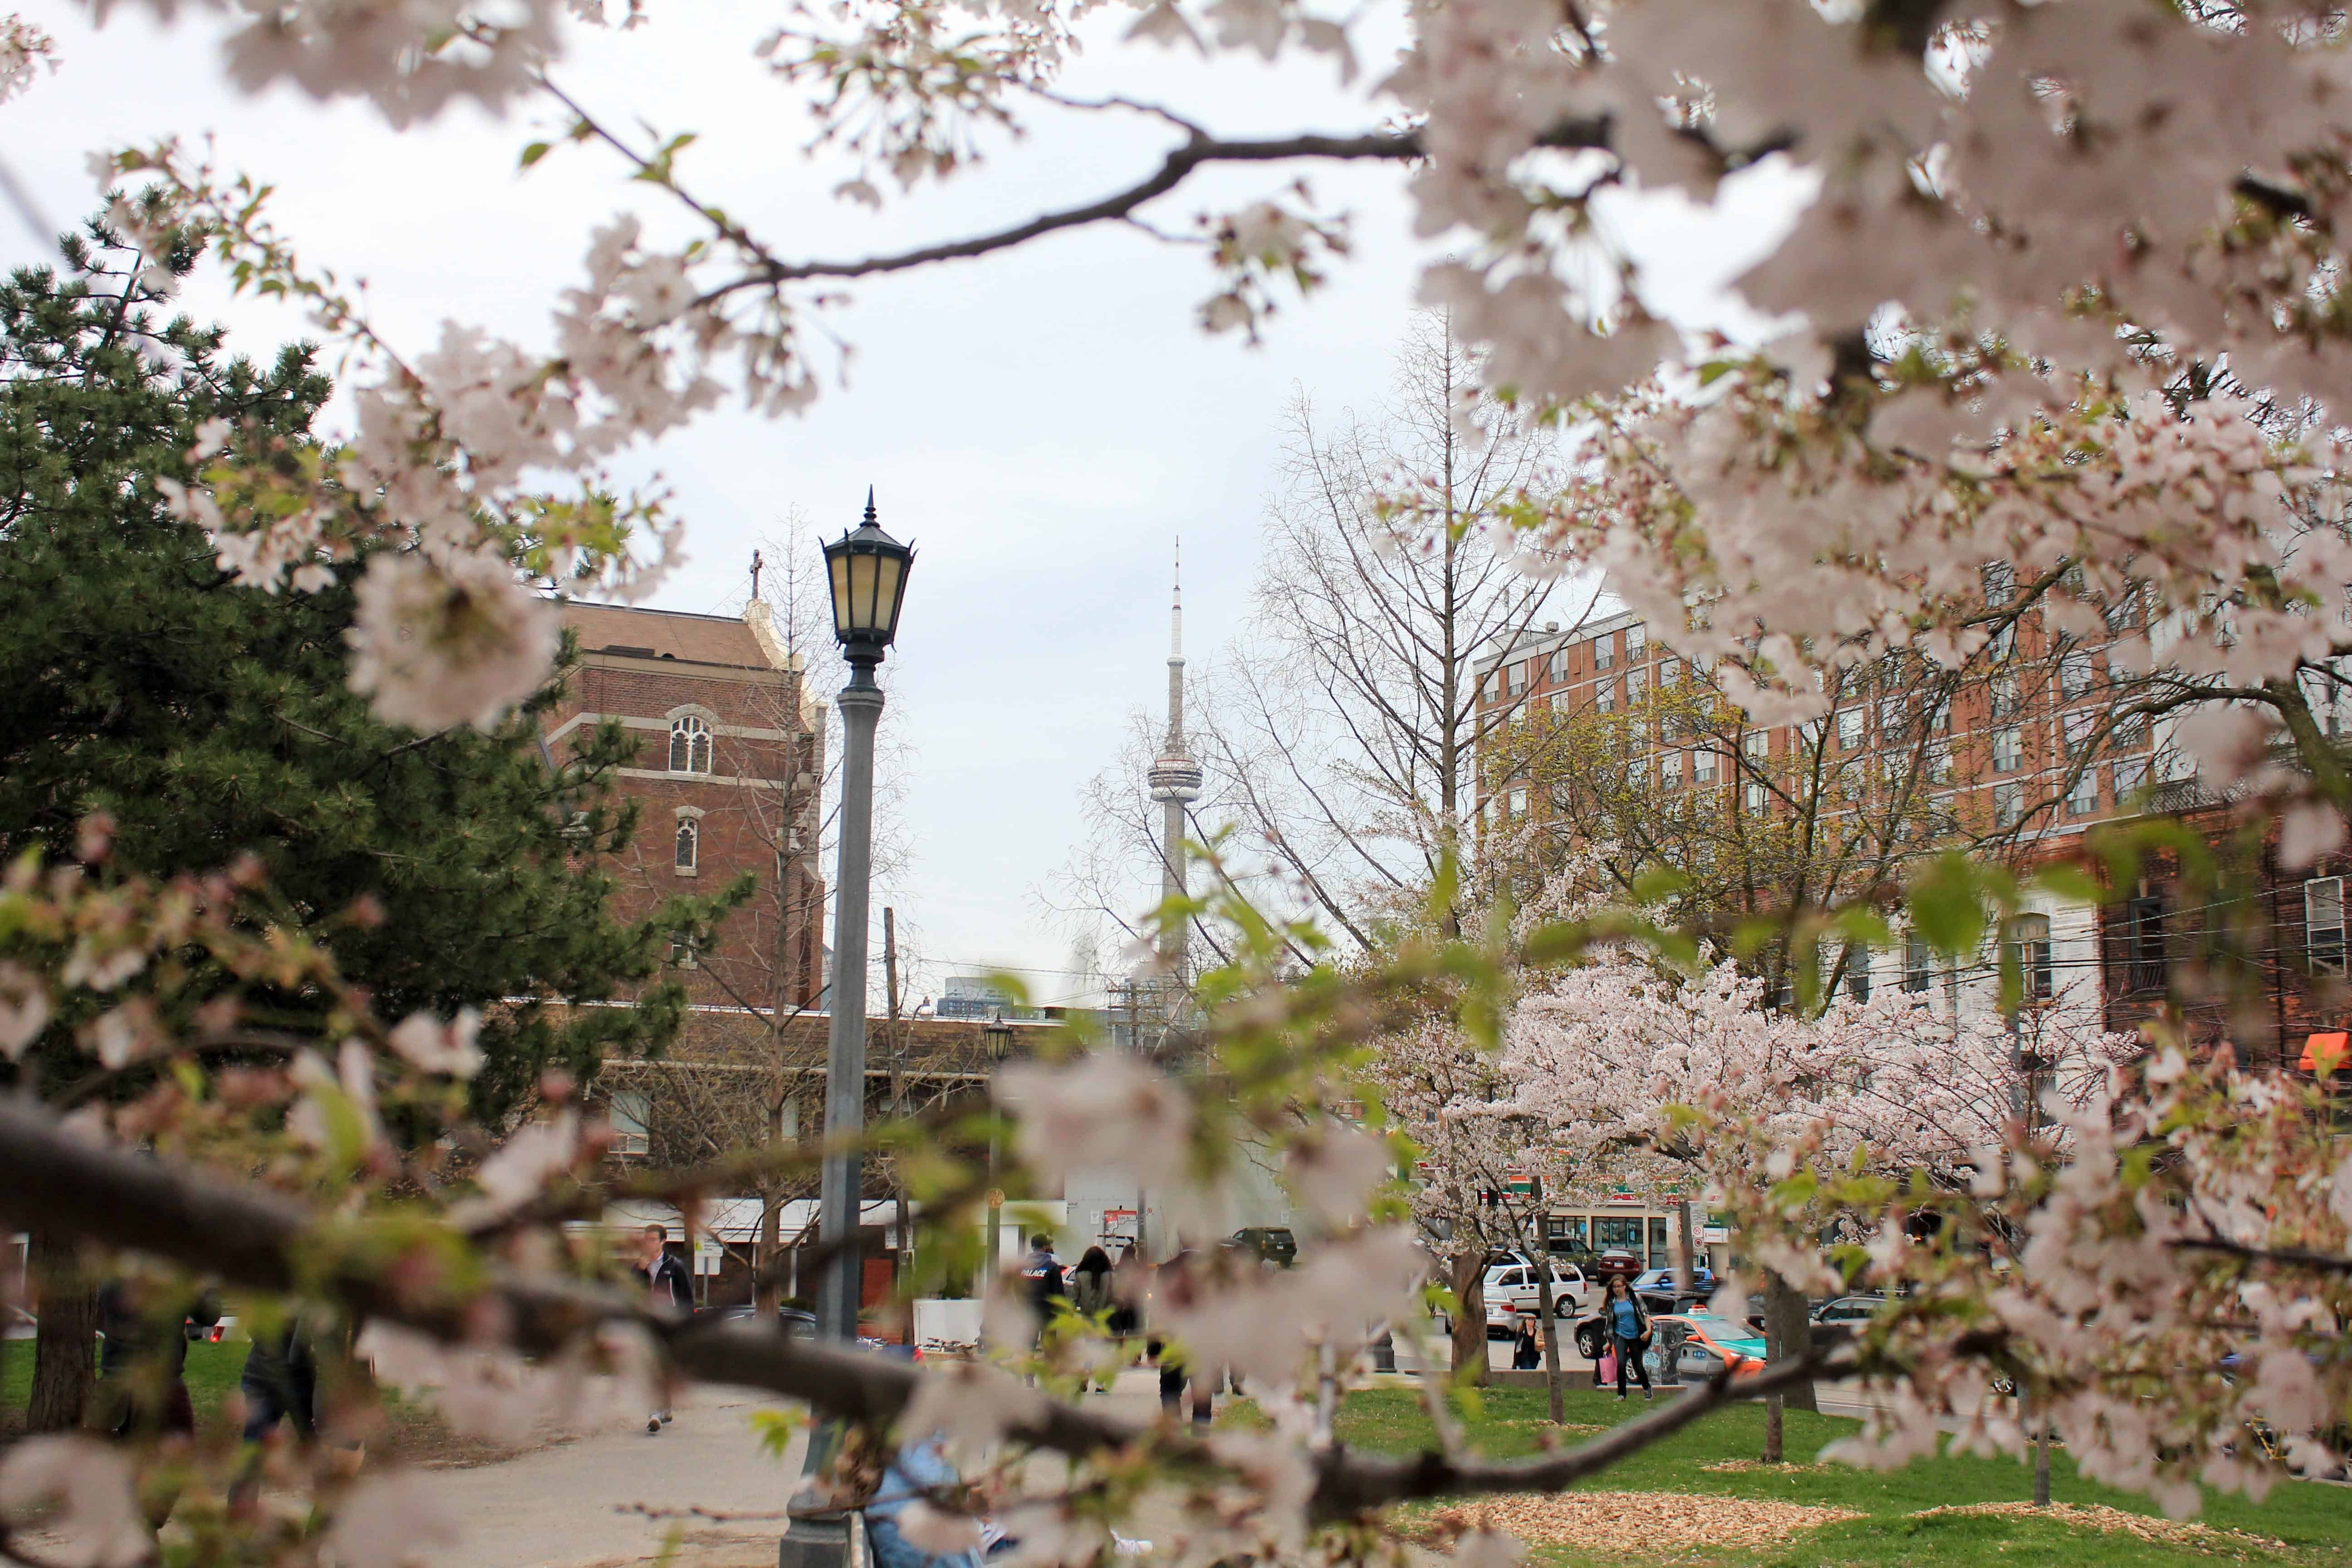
[1631,1266,1717,1313]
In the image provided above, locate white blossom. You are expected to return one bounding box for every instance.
[387,1008,485,1078]
[345,548,559,732]
[0,1436,148,1568]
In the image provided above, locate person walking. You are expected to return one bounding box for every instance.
[1068,1246,1115,1392]
[1511,1311,1543,1371]
[633,1224,692,1432]
[1601,1275,1654,1401]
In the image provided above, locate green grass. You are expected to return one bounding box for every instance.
[1,1338,246,1431]
[1304,1383,2352,1567]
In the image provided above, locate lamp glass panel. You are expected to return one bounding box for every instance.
[872,555,904,635]
[828,551,853,637]
[847,552,879,632]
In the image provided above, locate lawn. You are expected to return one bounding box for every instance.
[0,1338,245,1431]
[1295,1383,2352,1568]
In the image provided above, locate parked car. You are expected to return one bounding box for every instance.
[1480,1257,1600,1335]
[183,1313,239,1344]
[1630,1266,1718,1314]
[1228,1227,1298,1268]
[696,1303,820,1340]
[1592,1248,1645,1284]
[1809,1293,1885,1326]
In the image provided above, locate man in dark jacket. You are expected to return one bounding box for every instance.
[1020,1233,1065,1323]
[95,1276,219,1440]
[635,1224,692,1432]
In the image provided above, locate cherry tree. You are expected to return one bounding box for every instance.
[5,0,2352,1557]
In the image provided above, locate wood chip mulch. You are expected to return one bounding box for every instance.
[1909,1502,2287,1552]
[1425,1491,1864,1553]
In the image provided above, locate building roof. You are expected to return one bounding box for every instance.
[561,602,777,670]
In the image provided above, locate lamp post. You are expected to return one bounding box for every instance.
[983,1012,1013,1291]
[779,490,913,1568]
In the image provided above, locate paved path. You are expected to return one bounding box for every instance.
[420,1384,811,1568]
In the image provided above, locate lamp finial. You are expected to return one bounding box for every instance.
[863,486,877,526]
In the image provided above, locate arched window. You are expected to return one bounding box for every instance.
[674,818,699,873]
[669,715,713,774]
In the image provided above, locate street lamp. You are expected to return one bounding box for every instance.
[983,1012,1014,1290]
[781,490,912,1568]
[811,488,915,1342]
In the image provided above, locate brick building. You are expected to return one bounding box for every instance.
[1469,593,2352,1058]
[546,600,827,1014]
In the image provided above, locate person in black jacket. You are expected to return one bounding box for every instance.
[634,1224,692,1432]
[95,1276,218,1441]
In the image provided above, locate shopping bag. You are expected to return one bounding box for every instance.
[1598,1346,1617,1382]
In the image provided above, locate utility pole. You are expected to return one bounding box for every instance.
[884,908,910,1290]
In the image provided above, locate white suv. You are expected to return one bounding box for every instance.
[1479,1255,1599,1336]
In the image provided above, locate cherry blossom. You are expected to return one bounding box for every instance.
[0,1436,149,1568]
[387,1008,486,1078]
[0,13,55,103]
[344,546,560,733]
[992,1051,1195,1191]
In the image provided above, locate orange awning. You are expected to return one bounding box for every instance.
[2299,1032,2348,1076]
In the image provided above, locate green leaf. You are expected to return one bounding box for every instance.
[1906,851,1986,958]
[519,142,553,169]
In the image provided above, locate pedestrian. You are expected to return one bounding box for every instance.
[1601,1275,1653,1401]
[1068,1246,1115,1392]
[1511,1312,1542,1371]
[1019,1232,1065,1335]
[633,1223,692,1432]
[1106,1244,1141,1354]
[94,1276,218,1443]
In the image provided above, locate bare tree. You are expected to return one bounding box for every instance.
[1196,313,1597,947]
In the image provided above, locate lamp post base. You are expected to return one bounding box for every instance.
[779,1513,852,1568]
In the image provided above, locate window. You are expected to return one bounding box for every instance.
[1926,697,1951,734]
[2307,877,2346,976]
[674,816,700,873]
[2124,896,2167,992]
[1994,782,2024,826]
[1662,749,1683,786]
[1595,681,1616,715]
[2067,768,2099,816]
[1992,727,2023,773]
[1929,743,1955,784]
[1486,670,1504,702]
[1594,634,1616,670]
[1904,933,1934,995]
[1549,689,1570,715]
[1508,662,1527,696]
[2063,709,2096,759]
[2005,913,2053,1002]
[2060,652,2095,699]
[1838,708,1864,752]
[1693,747,1719,782]
[1626,668,1646,702]
[1550,649,1570,682]
[1745,780,1769,816]
[1743,731,1769,760]
[607,1090,651,1158]
[1508,786,1527,816]
[1983,562,2015,607]
[1988,622,2017,662]
[1627,624,1647,659]
[2105,587,2142,631]
[1660,658,1681,687]
[1991,674,2020,719]
[669,714,714,774]
[1843,946,1871,1003]
[2114,755,2149,801]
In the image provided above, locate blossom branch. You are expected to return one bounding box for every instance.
[0,1095,1850,1520]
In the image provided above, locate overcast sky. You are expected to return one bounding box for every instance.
[5,3,1801,1005]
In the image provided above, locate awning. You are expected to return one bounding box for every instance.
[2298,1032,2348,1076]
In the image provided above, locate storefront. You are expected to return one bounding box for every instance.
[1544,1199,1731,1273]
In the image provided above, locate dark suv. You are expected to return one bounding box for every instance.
[1228,1227,1298,1268]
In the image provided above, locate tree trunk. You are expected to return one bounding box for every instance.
[2034,1402,2053,1505]
[1447,1250,1487,1387]
[1763,1392,1784,1464]
[27,1230,97,1433]
[1534,1263,1564,1424]
[1762,1271,1817,1413]
[755,1178,783,1314]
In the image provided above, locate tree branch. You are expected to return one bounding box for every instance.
[0,1096,1848,1520]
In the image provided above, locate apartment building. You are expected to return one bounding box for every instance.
[1469,593,2352,1063]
